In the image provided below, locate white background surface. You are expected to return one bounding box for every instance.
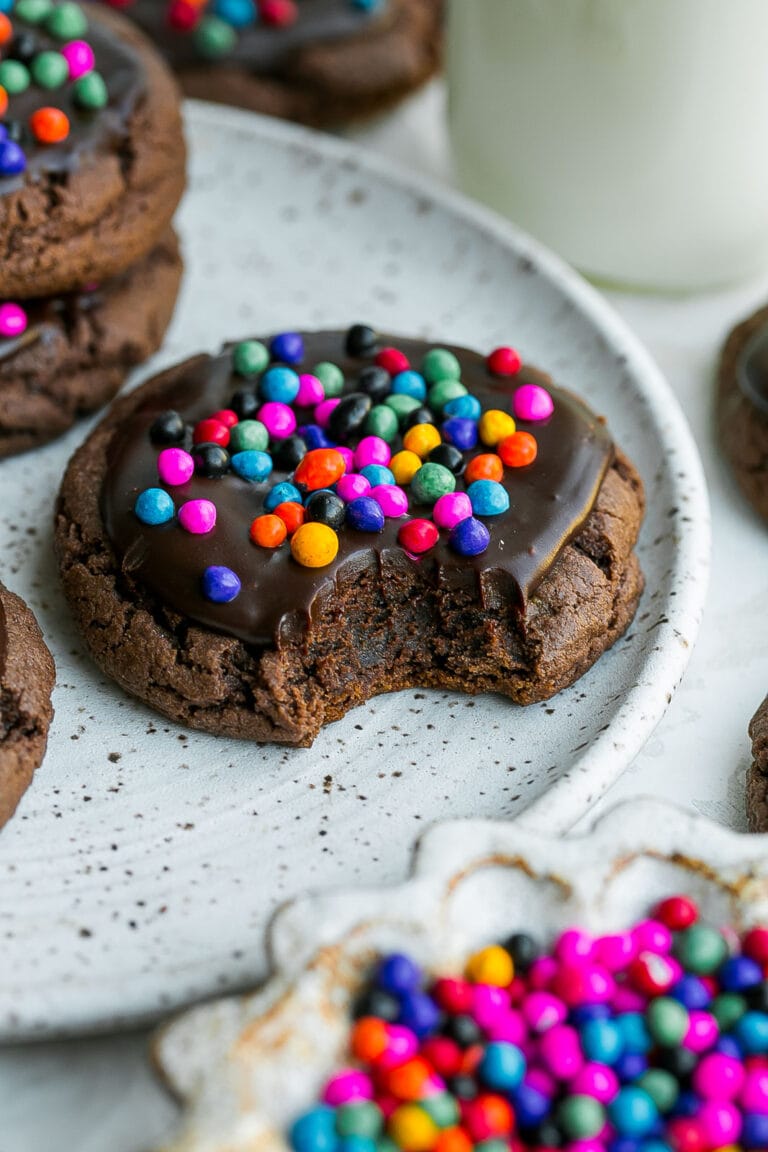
[2,81,768,1151]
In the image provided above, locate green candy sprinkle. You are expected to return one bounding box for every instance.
[646,996,689,1047]
[232,340,269,378]
[421,1094,460,1129]
[31,50,69,90]
[421,347,461,385]
[711,992,747,1030]
[364,404,399,444]
[557,1095,606,1141]
[14,0,53,23]
[335,1101,383,1140]
[410,462,456,504]
[45,2,88,40]
[637,1068,679,1113]
[228,420,269,454]
[428,378,468,412]
[384,393,421,424]
[673,924,729,974]
[0,60,30,95]
[73,71,108,110]
[194,14,237,58]
[312,362,344,398]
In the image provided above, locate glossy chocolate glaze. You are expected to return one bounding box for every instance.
[106,0,387,73]
[102,332,614,647]
[0,284,104,362]
[737,324,768,419]
[0,4,146,195]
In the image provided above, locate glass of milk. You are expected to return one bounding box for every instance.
[447,0,768,291]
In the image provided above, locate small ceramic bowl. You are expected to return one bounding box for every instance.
[152,800,768,1152]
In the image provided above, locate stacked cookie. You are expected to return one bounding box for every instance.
[0,0,187,456]
[95,0,443,127]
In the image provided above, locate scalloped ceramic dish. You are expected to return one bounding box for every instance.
[152,800,768,1152]
[0,103,708,1038]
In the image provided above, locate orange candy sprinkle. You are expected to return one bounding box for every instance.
[249,514,287,549]
[0,86,7,119]
[464,453,504,484]
[350,1017,389,1063]
[434,1129,473,1152]
[0,14,11,45]
[273,501,305,535]
[293,447,346,492]
[383,1055,433,1100]
[497,430,538,468]
[30,107,70,145]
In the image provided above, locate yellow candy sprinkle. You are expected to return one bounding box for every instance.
[403,423,442,460]
[478,409,516,447]
[389,1105,439,1152]
[290,522,339,568]
[465,943,514,986]
[390,449,423,486]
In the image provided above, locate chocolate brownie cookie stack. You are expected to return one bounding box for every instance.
[96,0,442,127]
[0,0,187,457]
[56,326,644,745]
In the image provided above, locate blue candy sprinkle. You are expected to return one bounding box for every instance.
[397,990,441,1038]
[134,487,174,525]
[581,1018,624,1065]
[359,464,395,487]
[299,424,333,450]
[231,450,273,482]
[264,481,302,511]
[0,139,26,177]
[290,1106,338,1152]
[391,370,427,402]
[259,366,300,405]
[444,394,482,420]
[442,416,478,451]
[449,516,490,556]
[719,954,764,992]
[270,331,305,365]
[478,1041,526,1091]
[346,496,385,533]
[513,1083,551,1127]
[467,478,510,516]
[377,952,421,994]
[202,566,241,604]
[212,0,257,26]
[608,1087,658,1139]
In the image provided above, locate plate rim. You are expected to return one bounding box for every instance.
[0,101,711,1040]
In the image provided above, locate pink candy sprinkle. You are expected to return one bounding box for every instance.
[178,500,216,535]
[485,1009,526,1045]
[157,447,194,487]
[337,474,371,503]
[539,1023,584,1080]
[684,1009,719,1052]
[0,302,27,339]
[693,1052,745,1101]
[513,383,554,423]
[369,485,408,518]
[61,39,95,79]
[555,929,595,965]
[433,491,472,529]
[740,1067,768,1112]
[376,1025,418,1070]
[335,446,354,474]
[295,373,325,407]
[322,1069,373,1106]
[571,1062,619,1103]
[354,436,391,470]
[522,990,567,1033]
[258,401,296,439]
[315,398,340,428]
[595,932,638,972]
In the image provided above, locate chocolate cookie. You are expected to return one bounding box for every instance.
[718,304,768,523]
[0,1,186,298]
[746,696,768,832]
[55,328,645,746]
[0,229,182,457]
[0,582,55,829]
[96,0,441,127]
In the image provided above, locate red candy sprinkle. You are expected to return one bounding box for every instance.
[273,501,305,535]
[487,345,522,377]
[376,347,410,376]
[193,418,230,447]
[397,518,439,556]
[260,0,298,25]
[30,107,69,145]
[744,927,768,964]
[211,408,239,429]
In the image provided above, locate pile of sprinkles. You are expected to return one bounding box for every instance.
[132,325,556,606]
[288,897,768,1152]
[0,0,108,179]
[100,0,385,60]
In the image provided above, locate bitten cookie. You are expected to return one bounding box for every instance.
[96,0,442,127]
[55,327,645,746]
[0,229,182,457]
[0,581,55,829]
[0,0,186,298]
[746,696,768,832]
[718,304,768,523]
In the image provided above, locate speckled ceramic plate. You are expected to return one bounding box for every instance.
[0,102,708,1039]
[152,800,766,1152]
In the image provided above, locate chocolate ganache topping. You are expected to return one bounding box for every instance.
[98,0,388,73]
[102,330,614,648]
[0,1,146,193]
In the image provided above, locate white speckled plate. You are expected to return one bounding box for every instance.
[153,800,767,1152]
[0,102,708,1039]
